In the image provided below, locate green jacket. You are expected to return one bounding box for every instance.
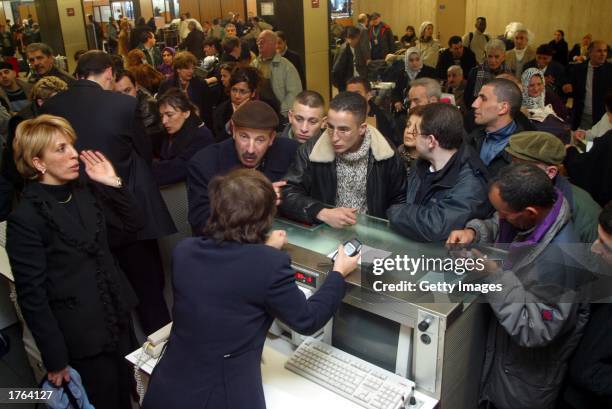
[569,183,600,244]
[251,53,302,117]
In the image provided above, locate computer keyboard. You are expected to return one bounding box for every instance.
[285,338,423,409]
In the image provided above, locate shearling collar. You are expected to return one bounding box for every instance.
[309,124,395,163]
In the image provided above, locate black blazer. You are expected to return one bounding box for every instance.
[42,80,176,240]
[179,29,205,60]
[436,47,477,80]
[6,182,141,371]
[142,239,346,409]
[567,61,612,130]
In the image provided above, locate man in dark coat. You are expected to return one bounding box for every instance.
[564,129,612,207]
[187,101,298,234]
[524,44,568,98]
[25,42,75,86]
[332,26,367,92]
[178,21,205,60]
[436,36,477,81]
[388,103,491,242]
[466,78,533,177]
[276,31,306,88]
[280,92,405,227]
[368,12,395,60]
[42,51,176,335]
[565,40,612,130]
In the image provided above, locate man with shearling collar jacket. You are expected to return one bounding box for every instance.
[280,92,406,228]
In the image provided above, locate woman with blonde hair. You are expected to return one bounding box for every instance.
[7,114,142,409]
[117,20,131,60]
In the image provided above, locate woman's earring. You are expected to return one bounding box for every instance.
[40,168,46,175]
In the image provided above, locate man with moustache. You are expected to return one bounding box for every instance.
[187,101,298,234]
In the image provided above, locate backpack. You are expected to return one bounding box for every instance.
[466,32,490,47]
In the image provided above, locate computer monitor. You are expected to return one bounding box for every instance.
[331,302,412,377]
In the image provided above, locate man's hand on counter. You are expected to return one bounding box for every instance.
[316,207,357,228]
[446,228,476,246]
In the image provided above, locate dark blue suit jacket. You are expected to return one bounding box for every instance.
[142,238,346,409]
[187,137,298,234]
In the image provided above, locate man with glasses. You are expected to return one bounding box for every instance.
[388,103,491,241]
[280,92,405,228]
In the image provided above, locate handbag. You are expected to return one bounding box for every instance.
[38,367,95,409]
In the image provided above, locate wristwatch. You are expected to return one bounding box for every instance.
[115,176,123,188]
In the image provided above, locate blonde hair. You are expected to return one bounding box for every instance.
[31,76,68,101]
[13,115,77,180]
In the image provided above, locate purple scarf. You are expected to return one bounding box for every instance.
[497,189,564,269]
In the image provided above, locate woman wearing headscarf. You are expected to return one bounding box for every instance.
[416,21,440,68]
[521,67,570,142]
[157,47,175,78]
[391,47,437,112]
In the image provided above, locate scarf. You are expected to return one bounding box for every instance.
[336,131,371,213]
[497,189,568,270]
[404,47,423,80]
[472,61,508,97]
[521,68,546,109]
[418,21,433,41]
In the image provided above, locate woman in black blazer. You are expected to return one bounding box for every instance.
[142,169,359,409]
[7,115,143,409]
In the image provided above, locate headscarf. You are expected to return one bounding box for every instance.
[404,47,423,80]
[521,68,545,109]
[418,21,433,41]
[162,46,176,56]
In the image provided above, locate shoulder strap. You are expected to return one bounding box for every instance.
[468,32,473,45]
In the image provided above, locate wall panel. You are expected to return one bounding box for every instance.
[464,0,612,51]
[220,0,245,20]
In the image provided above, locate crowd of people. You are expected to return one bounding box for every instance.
[0,8,610,409]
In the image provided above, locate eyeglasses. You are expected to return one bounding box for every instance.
[231,87,252,96]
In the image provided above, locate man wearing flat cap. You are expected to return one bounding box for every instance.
[187,100,298,234]
[505,131,600,242]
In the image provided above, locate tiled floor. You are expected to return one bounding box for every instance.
[0,324,36,409]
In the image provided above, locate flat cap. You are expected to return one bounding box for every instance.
[232,100,279,130]
[505,131,565,165]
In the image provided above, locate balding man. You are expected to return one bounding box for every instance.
[356,13,371,62]
[251,30,302,118]
[566,40,612,130]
